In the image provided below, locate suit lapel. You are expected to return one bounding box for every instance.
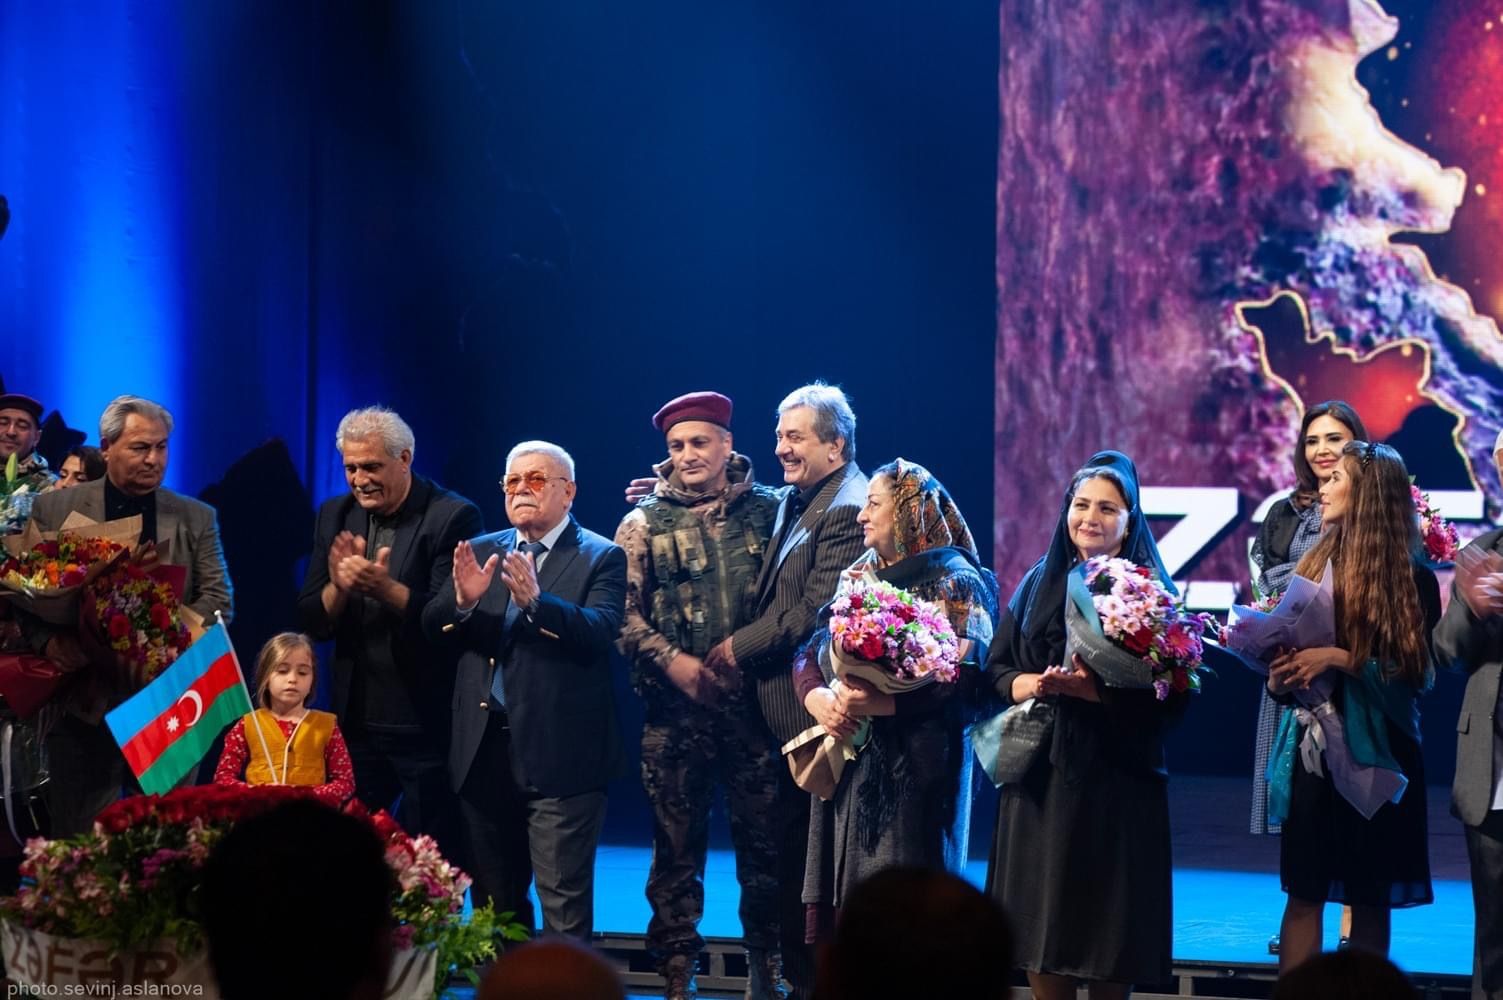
[756,466,854,600]
[383,477,431,584]
[488,529,516,617]
[80,480,107,522]
[342,499,372,555]
[754,489,795,600]
[536,518,581,595]
[155,490,180,555]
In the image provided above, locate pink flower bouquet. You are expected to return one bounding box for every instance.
[1068,556,1214,700]
[783,574,961,800]
[826,577,960,693]
[1411,485,1458,564]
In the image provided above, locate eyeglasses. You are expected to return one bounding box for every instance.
[1359,441,1378,470]
[501,472,570,495]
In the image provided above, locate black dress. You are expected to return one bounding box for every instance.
[983,451,1181,985]
[1278,562,1441,908]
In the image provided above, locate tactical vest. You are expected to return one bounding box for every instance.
[640,486,780,657]
[243,709,335,787]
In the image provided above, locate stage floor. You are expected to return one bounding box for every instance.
[449,775,1473,996]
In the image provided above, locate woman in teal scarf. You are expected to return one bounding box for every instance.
[1266,441,1439,973]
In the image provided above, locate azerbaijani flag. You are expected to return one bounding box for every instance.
[105,622,253,795]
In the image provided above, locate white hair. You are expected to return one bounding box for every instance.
[777,382,857,461]
[335,406,415,461]
[506,440,575,479]
[99,395,174,445]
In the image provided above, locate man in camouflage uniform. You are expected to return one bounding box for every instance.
[0,393,56,534]
[615,391,786,1000]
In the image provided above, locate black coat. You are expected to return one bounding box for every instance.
[297,474,484,735]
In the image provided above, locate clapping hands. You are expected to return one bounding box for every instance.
[328,531,395,599]
[1457,545,1503,619]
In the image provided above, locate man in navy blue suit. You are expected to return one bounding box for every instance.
[424,440,626,939]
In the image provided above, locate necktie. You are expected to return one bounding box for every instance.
[489,540,550,711]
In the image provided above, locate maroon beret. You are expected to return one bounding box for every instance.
[0,393,42,422]
[652,391,733,433]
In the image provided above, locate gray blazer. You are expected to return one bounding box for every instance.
[731,462,868,743]
[1433,526,1503,828]
[29,478,234,623]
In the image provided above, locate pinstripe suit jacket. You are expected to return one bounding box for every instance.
[731,462,868,743]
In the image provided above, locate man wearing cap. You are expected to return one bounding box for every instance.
[1436,427,1503,1000]
[615,392,784,1000]
[0,392,56,533]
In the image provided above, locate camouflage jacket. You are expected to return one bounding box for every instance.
[0,452,56,535]
[614,453,780,703]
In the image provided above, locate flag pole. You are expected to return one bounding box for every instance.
[216,612,277,786]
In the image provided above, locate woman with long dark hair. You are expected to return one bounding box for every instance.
[1250,402,1369,838]
[1266,441,1438,971]
[984,451,1183,1000]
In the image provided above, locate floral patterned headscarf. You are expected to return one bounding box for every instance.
[876,458,978,560]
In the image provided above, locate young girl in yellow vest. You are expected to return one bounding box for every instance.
[213,632,355,804]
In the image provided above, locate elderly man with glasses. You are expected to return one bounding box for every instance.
[424,439,627,940]
[298,406,484,849]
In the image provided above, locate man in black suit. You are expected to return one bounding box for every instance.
[424,440,626,939]
[29,395,234,834]
[297,406,483,842]
[704,383,868,1000]
[1435,429,1503,1000]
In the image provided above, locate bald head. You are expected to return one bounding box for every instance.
[479,939,624,1000]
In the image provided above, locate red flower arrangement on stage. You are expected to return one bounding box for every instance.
[1077,556,1214,700]
[0,786,525,998]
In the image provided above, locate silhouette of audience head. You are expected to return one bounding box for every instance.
[201,799,393,1000]
[1273,949,1418,999]
[478,937,625,1000]
[816,866,1014,1000]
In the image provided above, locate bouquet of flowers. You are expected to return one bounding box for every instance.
[359,801,529,991]
[1,785,525,999]
[0,525,135,715]
[0,516,137,625]
[1412,484,1459,564]
[1220,562,1406,821]
[783,572,961,799]
[0,452,46,536]
[826,577,961,690]
[1067,556,1214,700]
[85,557,195,689]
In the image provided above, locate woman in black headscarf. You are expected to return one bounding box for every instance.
[984,451,1183,1000]
[794,459,998,927]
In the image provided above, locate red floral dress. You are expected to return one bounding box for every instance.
[213,715,355,805]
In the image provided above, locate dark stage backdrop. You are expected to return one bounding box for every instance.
[4,1,1503,852]
[0,1,1000,845]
